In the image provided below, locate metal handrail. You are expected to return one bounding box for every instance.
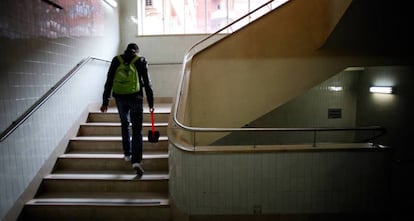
[0,56,110,142]
[171,0,386,146]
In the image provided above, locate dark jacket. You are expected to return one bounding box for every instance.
[102,51,154,108]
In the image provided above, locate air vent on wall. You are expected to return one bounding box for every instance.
[328,108,342,119]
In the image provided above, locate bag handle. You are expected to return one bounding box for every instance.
[150,109,155,133]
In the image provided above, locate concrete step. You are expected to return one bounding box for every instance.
[36,173,168,195]
[87,102,172,123]
[66,136,169,153]
[53,153,168,173]
[108,97,173,107]
[19,197,170,221]
[77,122,168,136]
[87,111,171,123]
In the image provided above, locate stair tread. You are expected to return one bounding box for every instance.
[51,170,167,174]
[65,151,168,155]
[59,153,168,159]
[62,151,168,155]
[26,197,169,206]
[91,104,172,114]
[33,193,169,204]
[80,122,169,126]
[45,173,169,180]
[70,136,168,141]
[35,191,169,199]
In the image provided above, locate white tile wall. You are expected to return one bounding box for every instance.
[0,60,110,219]
[148,64,182,98]
[0,1,120,219]
[170,145,392,215]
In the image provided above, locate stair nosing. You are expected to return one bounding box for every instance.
[58,153,168,159]
[26,198,170,206]
[80,122,169,126]
[70,136,169,141]
[89,110,171,114]
[44,173,169,180]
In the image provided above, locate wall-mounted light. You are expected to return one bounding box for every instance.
[369,86,393,94]
[328,86,343,92]
[103,0,117,8]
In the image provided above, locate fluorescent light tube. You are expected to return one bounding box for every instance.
[369,86,393,94]
[103,0,117,8]
[328,86,343,92]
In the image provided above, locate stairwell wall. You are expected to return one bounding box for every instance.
[168,0,413,219]
[181,0,409,146]
[169,144,392,217]
[0,2,119,220]
[184,0,357,145]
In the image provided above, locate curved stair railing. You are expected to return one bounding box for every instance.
[0,57,110,142]
[171,0,386,149]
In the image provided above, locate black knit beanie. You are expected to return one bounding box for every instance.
[126,43,139,53]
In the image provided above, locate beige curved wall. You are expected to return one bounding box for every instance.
[180,0,412,146]
[182,0,358,145]
[188,0,353,131]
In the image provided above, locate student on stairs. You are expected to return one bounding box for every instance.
[100,43,154,178]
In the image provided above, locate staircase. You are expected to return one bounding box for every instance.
[17,97,172,221]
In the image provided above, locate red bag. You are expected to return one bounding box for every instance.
[147,109,160,143]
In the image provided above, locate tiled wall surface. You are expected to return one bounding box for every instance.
[0,1,119,219]
[170,145,392,215]
[149,64,182,98]
[214,71,361,146]
[0,61,109,218]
